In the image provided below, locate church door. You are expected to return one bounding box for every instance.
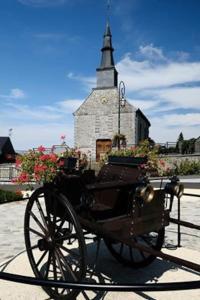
[96,139,112,161]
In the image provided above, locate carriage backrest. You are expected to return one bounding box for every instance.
[97,163,141,183]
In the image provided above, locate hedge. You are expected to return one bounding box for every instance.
[0,189,23,204]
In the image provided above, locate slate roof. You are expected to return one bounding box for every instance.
[0,137,15,154]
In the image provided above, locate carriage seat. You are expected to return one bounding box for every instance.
[85,163,141,220]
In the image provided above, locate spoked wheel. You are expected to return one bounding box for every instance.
[104,228,165,268]
[24,186,87,300]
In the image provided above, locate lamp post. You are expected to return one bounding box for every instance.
[118,81,126,150]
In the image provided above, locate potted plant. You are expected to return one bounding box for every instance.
[107,140,171,176]
[13,145,87,184]
[112,133,127,148]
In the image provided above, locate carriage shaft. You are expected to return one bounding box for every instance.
[169,217,200,231]
[79,217,200,273]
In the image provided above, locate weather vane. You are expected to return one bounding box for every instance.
[107,0,111,23]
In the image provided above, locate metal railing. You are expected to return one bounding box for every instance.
[0,164,19,181]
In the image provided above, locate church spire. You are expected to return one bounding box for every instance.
[96,21,118,88]
[99,22,115,68]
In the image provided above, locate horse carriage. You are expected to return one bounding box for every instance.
[23,155,193,299]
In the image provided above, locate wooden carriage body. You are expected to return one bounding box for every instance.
[54,158,169,240]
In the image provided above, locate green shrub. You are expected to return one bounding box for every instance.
[174,159,200,175]
[0,189,23,204]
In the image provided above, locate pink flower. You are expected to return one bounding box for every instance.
[15,158,21,167]
[58,159,64,167]
[159,160,165,167]
[35,174,41,181]
[37,145,46,153]
[140,164,146,169]
[60,135,66,140]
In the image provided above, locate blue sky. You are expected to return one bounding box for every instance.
[0,0,200,150]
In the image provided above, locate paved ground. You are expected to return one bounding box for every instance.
[0,188,199,299]
[0,246,199,300]
[0,189,199,263]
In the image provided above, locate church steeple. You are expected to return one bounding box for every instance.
[99,22,115,68]
[96,22,118,88]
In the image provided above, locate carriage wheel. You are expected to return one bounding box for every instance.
[24,186,86,300]
[104,228,165,268]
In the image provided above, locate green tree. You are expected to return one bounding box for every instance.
[176,132,184,153]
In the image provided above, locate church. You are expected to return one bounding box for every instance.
[74,22,150,161]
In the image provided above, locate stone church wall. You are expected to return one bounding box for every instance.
[74,88,137,159]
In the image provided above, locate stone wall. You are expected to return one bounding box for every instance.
[74,87,138,160]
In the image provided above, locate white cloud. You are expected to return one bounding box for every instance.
[67,72,96,91]
[0,97,83,149]
[117,53,200,92]
[58,99,83,113]
[2,97,82,123]
[18,0,67,7]
[34,33,67,40]
[10,88,25,99]
[128,98,158,111]
[151,87,200,111]
[0,88,25,100]
[139,44,166,61]
[4,103,62,121]
[152,113,200,127]
[0,122,74,150]
[150,113,200,142]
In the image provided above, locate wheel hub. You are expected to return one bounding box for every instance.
[38,237,54,251]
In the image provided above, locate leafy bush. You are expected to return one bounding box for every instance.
[173,159,200,175]
[0,189,23,204]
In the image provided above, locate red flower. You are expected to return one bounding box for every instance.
[18,172,29,182]
[34,164,47,173]
[11,178,18,183]
[49,153,57,163]
[37,145,46,152]
[40,154,49,161]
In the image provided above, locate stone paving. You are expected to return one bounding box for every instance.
[0,188,199,300]
[0,189,199,263]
